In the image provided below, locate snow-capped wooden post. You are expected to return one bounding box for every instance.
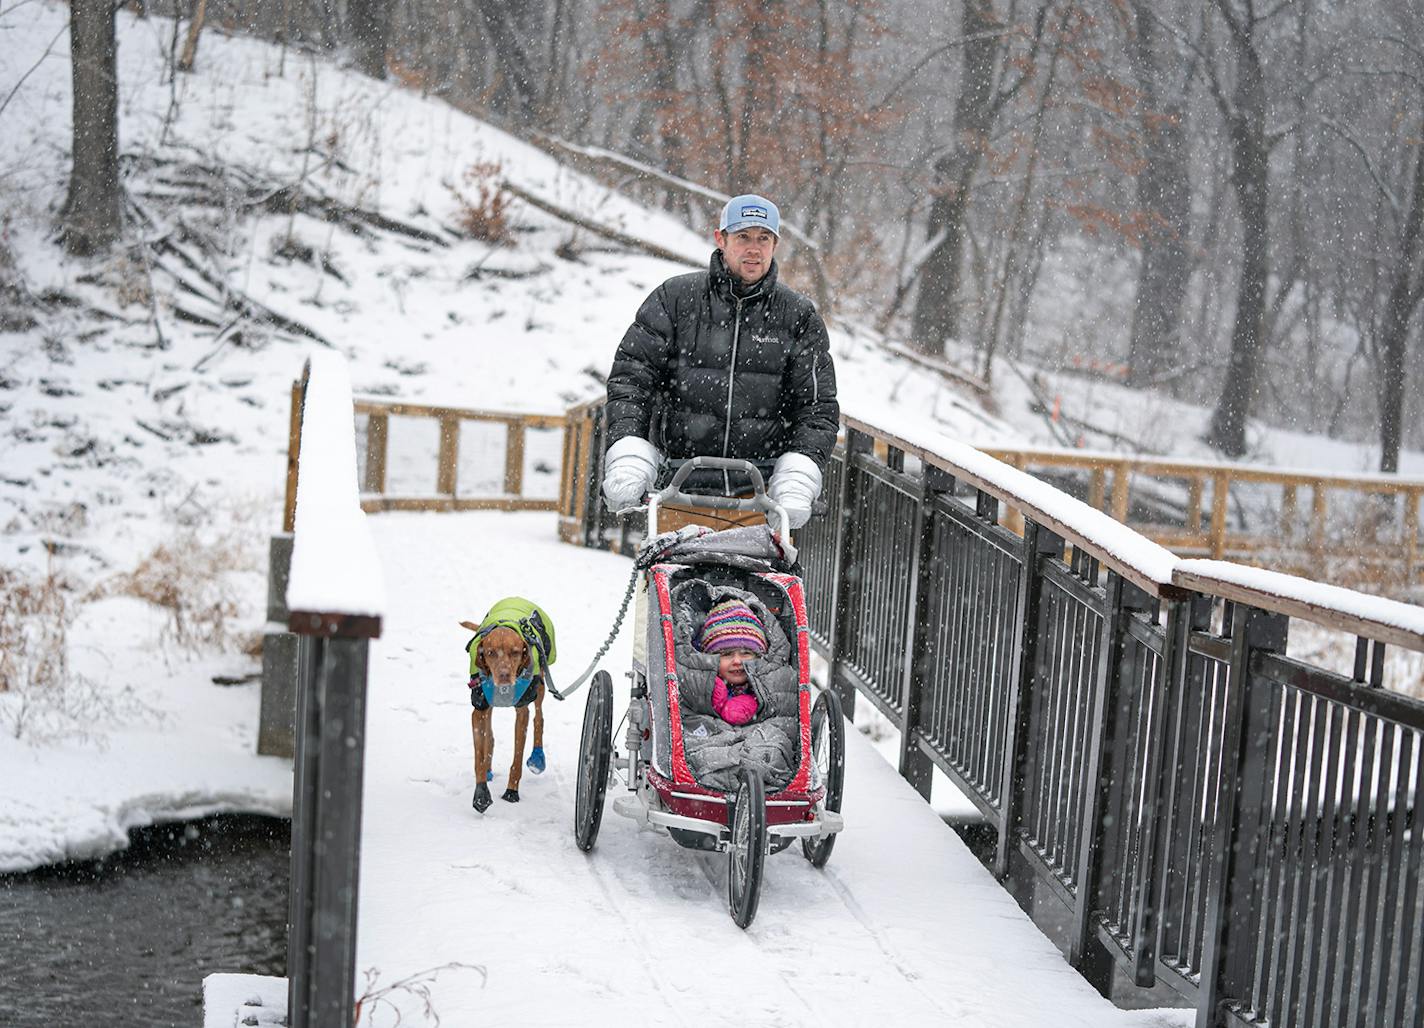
[283,352,386,1028]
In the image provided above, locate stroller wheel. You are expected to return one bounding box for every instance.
[727,766,767,929]
[574,671,614,853]
[802,688,846,869]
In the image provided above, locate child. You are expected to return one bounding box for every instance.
[696,598,768,726]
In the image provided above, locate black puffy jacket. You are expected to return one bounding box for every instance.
[605,252,839,479]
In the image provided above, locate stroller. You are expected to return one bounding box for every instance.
[573,457,846,929]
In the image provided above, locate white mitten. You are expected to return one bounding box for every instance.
[768,452,822,530]
[601,436,662,511]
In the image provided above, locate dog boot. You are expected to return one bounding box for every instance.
[501,788,520,803]
[472,782,492,813]
[526,747,546,774]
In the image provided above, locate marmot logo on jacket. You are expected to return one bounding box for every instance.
[749,330,782,348]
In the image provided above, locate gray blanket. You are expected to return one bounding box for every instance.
[671,579,802,792]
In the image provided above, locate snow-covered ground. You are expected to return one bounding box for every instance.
[340,510,1192,1028]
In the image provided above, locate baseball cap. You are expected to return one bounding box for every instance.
[719,194,780,236]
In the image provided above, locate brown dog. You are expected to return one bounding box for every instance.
[461,621,546,812]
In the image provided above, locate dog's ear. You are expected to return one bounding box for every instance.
[474,646,488,674]
[459,620,481,632]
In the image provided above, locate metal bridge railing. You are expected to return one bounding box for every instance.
[559,400,1424,1027]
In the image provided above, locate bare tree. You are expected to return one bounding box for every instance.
[1376,127,1424,472]
[908,1,1006,355]
[471,0,540,124]
[348,0,390,79]
[1125,0,1192,386]
[60,0,123,256]
[1200,0,1292,457]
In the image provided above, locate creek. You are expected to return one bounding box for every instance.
[0,814,289,1028]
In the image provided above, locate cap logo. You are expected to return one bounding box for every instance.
[740,206,768,220]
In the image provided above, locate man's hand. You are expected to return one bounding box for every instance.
[768,452,822,530]
[601,436,662,511]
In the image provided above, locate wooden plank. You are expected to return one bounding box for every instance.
[1186,476,1204,534]
[363,413,388,494]
[288,610,382,639]
[558,420,575,517]
[351,395,565,430]
[1089,467,1107,511]
[1407,491,1420,585]
[570,417,591,528]
[1110,468,1130,522]
[1209,472,1229,559]
[1311,485,1328,553]
[1171,567,1424,654]
[983,446,1424,492]
[283,377,305,533]
[505,420,526,496]
[1281,484,1297,539]
[436,415,459,495]
[361,497,558,513]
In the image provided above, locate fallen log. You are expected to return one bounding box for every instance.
[500,181,701,269]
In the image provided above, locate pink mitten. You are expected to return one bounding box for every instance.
[712,677,758,726]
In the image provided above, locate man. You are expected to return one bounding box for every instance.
[601,194,839,531]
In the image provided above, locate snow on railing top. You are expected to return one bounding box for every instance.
[286,351,386,634]
[1174,560,1424,651]
[842,406,1424,652]
[842,410,1182,594]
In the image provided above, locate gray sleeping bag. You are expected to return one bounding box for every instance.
[671,578,802,792]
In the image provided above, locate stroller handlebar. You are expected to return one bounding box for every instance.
[645,457,796,558]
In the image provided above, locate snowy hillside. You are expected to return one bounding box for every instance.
[0,2,1026,590]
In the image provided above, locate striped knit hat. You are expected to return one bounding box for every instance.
[697,599,768,655]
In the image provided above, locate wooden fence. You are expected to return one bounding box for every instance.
[283,383,1424,593]
[984,446,1424,585]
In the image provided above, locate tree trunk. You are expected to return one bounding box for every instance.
[1378,138,1424,473]
[471,0,540,125]
[347,0,389,79]
[1125,2,1191,387]
[176,0,208,73]
[1205,14,1269,458]
[61,0,122,257]
[909,0,1000,356]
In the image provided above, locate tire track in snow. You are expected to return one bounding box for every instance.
[820,863,966,1022]
[544,764,694,1027]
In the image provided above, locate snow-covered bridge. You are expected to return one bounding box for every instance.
[246,354,1424,1028]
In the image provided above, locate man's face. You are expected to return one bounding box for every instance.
[714,227,778,285]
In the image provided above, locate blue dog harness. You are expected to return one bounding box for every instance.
[479,671,536,708]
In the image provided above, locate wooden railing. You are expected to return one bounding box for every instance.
[983,446,1424,584]
[284,383,1424,594]
[281,354,384,1028]
[561,398,1424,1026]
[353,397,564,512]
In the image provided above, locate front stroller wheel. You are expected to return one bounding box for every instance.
[574,671,613,853]
[727,767,767,929]
[802,688,846,869]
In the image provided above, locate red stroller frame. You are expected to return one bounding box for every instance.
[573,457,846,929]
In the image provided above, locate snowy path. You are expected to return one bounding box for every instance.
[355,512,1190,1027]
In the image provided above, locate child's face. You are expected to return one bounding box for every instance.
[717,648,760,685]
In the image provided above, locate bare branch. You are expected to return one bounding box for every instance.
[0,20,67,120]
[1317,117,1401,214]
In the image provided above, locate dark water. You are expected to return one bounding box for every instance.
[0,814,290,1028]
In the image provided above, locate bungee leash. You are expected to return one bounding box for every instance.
[545,562,641,701]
